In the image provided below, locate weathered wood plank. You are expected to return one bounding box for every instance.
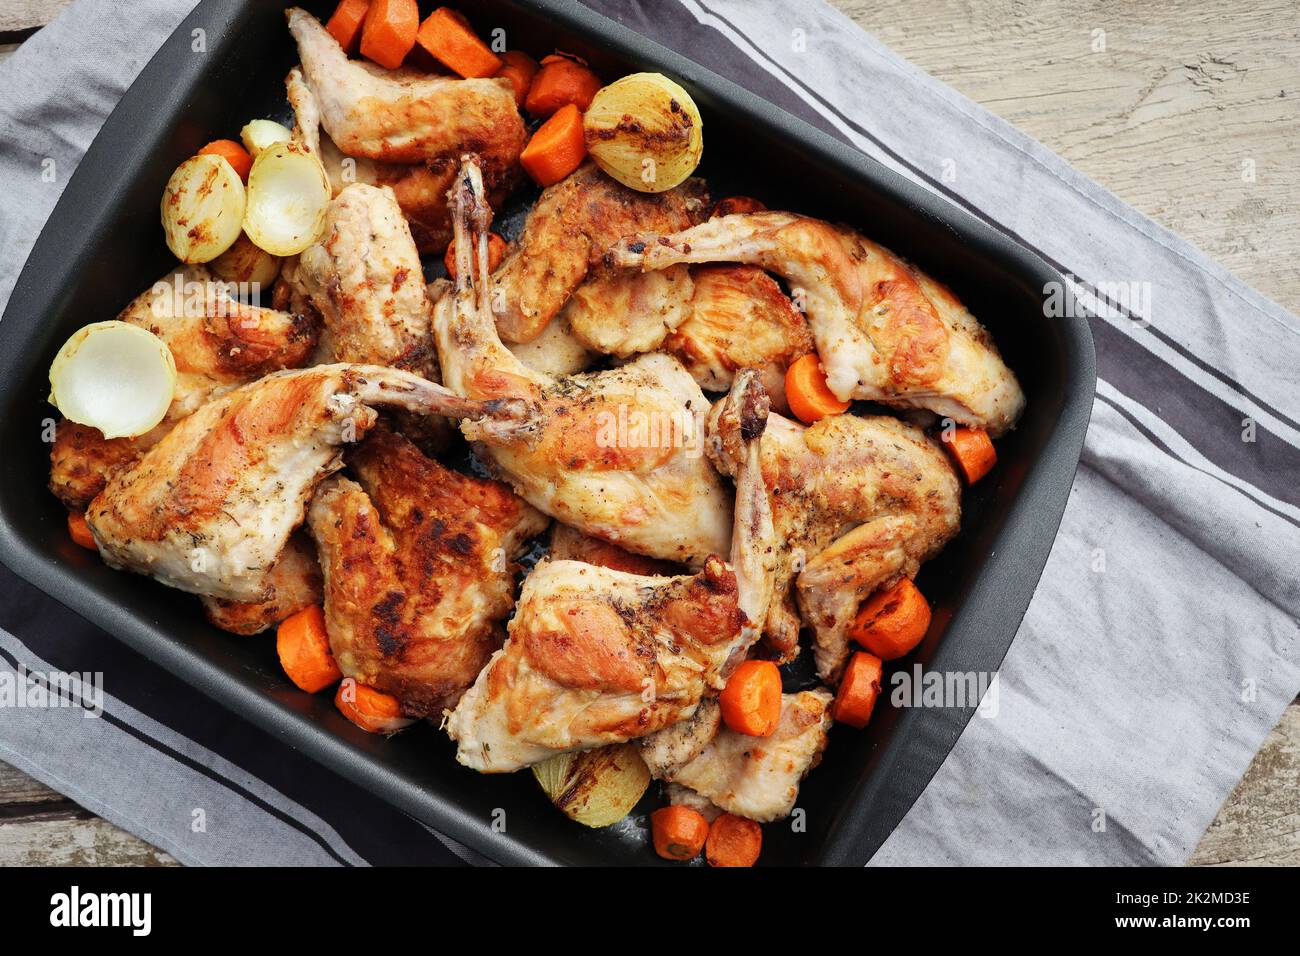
[0,760,178,863]
[1187,705,1300,866]
[0,760,63,807]
[0,815,178,866]
[0,0,71,34]
[829,0,1300,312]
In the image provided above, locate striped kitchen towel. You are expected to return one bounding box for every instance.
[0,0,1295,865]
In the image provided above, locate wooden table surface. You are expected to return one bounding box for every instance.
[0,0,1296,866]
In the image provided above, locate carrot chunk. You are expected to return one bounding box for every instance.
[415,7,502,78]
[276,605,342,693]
[443,231,507,278]
[651,805,710,861]
[326,0,370,54]
[711,195,767,218]
[524,53,601,117]
[785,353,850,424]
[335,678,414,733]
[495,49,539,109]
[520,103,586,186]
[197,139,253,182]
[719,659,782,736]
[705,813,762,867]
[360,0,419,70]
[67,511,97,550]
[832,651,883,728]
[941,426,997,483]
[849,578,931,660]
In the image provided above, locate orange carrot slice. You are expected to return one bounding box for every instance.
[276,605,342,693]
[520,103,586,187]
[941,426,997,483]
[335,678,414,733]
[525,53,601,117]
[785,353,850,424]
[359,0,419,70]
[705,813,762,867]
[849,578,931,660]
[67,511,97,550]
[651,805,710,861]
[832,651,883,728]
[326,0,370,54]
[197,139,253,182]
[719,659,782,736]
[415,7,503,79]
[495,49,539,109]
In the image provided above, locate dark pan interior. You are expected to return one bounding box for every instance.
[0,0,1094,865]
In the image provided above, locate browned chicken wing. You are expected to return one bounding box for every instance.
[307,429,547,716]
[288,183,434,375]
[121,264,318,417]
[665,264,814,414]
[553,262,813,413]
[560,265,694,358]
[611,211,1025,435]
[286,8,524,196]
[644,689,833,822]
[708,404,961,679]
[491,162,708,343]
[50,421,167,512]
[286,65,511,253]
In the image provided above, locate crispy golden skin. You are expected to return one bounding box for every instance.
[651,690,833,822]
[286,9,525,179]
[708,406,961,678]
[446,373,778,773]
[612,211,1025,435]
[201,533,323,636]
[665,264,814,413]
[50,265,317,511]
[50,421,162,512]
[308,429,548,716]
[446,556,747,771]
[287,65,516,254]
[432,159,732,566]
[561,266,694,358]
[289,184,434,375]
[492,163,708,343]
[86,364,527,602]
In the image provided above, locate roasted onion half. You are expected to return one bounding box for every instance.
[532,744,652,827]
[583,72,704,193]
[242,142,331,257]
[49,321,176,439]
[161,153,246,264]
